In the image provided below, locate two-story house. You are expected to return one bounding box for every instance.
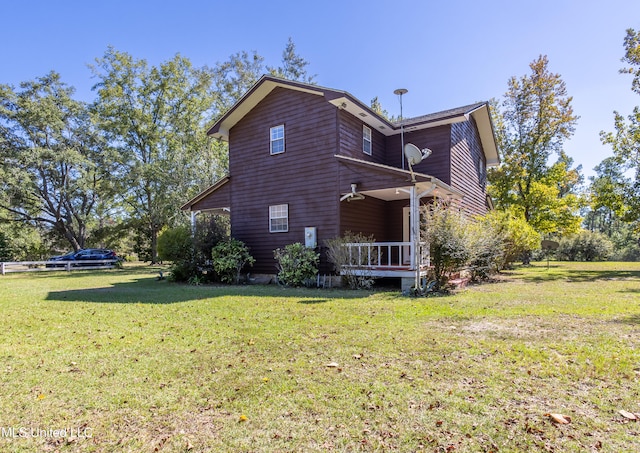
[182,75,499,289]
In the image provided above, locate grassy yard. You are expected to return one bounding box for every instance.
[0,262,638,452]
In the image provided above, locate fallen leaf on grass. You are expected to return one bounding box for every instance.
[545,413,571,424]
[618,410,638,420]
[238,414,248,422]
[326,362,339,368]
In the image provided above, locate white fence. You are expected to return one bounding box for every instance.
[1,260,118,275]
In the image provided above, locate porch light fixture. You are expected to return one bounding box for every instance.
[394,88,408,170]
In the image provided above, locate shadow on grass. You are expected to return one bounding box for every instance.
[611,314,640,325]
[45,277,371,304]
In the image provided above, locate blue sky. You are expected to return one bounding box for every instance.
[2,0,639,178]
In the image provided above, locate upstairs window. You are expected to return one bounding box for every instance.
[269,204,289,233]
[363,125,372,155]
[478,156,486,182]
[270,125,285,155]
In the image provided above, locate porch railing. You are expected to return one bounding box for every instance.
[342,242,430,270]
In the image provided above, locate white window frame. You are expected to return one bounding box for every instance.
[270,125,285,155]
[269,204,289,233]
[363,125,372,155]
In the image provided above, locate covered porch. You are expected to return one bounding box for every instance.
[341,241,430,277]
[336,155,462,290]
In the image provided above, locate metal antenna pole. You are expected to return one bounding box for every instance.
[394,88,408,170]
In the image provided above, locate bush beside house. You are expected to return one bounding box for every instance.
[273,242,319,287]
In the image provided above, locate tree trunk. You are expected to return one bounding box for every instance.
[150,226,159,264]
[56,221,82,252]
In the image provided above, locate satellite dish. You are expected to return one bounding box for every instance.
[404,143,423,166]
[404,143,433,182]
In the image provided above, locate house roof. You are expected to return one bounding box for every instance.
[180,176,230,211]
[207,75,500,166]
[399,102,500,166]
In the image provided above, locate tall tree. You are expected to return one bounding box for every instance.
[585,157,628,236]
[267,37,316,84]
[488,55,582,236]
[91,48,216,262]
[211,39,315,118]
[600,28,640,225]
[0,71,113,251]
[370,96,396,122]
[211,50,265,116]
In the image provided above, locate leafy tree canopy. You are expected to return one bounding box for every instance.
[91,48,217,262]
[600,28,640,227]
[488,55,582,236]
[0,71,115,250]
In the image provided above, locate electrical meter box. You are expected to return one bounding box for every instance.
[304,227,317,248]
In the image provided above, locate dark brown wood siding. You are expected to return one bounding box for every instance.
[384,125,452,185]
[450,120,489,217]
[386,200,408,241]
[340,197,389,241]
[228,87,339,274]
[337,110,386,164]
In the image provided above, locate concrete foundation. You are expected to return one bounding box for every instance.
[401,277,416,292]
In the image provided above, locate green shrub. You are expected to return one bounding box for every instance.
[422,202,471,289]
[557,230,613,261]
[273,242,319,287]
[476,209,541,269]
[193,214,230,263]
[157,226,193,262]
[467,220,505,281]
[325,232,379,290]
[613,243,640,261]
[211,238,255,284]
[168,260,201,283]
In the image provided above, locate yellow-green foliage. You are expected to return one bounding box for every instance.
[478,209,541,267]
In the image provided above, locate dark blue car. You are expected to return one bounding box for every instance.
[46,249,118,267]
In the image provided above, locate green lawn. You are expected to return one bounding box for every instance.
[0,262,638,452]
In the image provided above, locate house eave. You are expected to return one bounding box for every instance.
[466,104,501,167]
[180,176,230,211]
[207,75,500,167]
[325,94,395,135]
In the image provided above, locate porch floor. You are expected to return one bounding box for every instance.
[342,265,431,279]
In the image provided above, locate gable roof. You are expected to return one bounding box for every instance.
[207,75,499,166]
[207,75,395,140]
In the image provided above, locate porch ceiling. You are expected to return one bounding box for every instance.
[359,183,439,202]
[335,155,464,202]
